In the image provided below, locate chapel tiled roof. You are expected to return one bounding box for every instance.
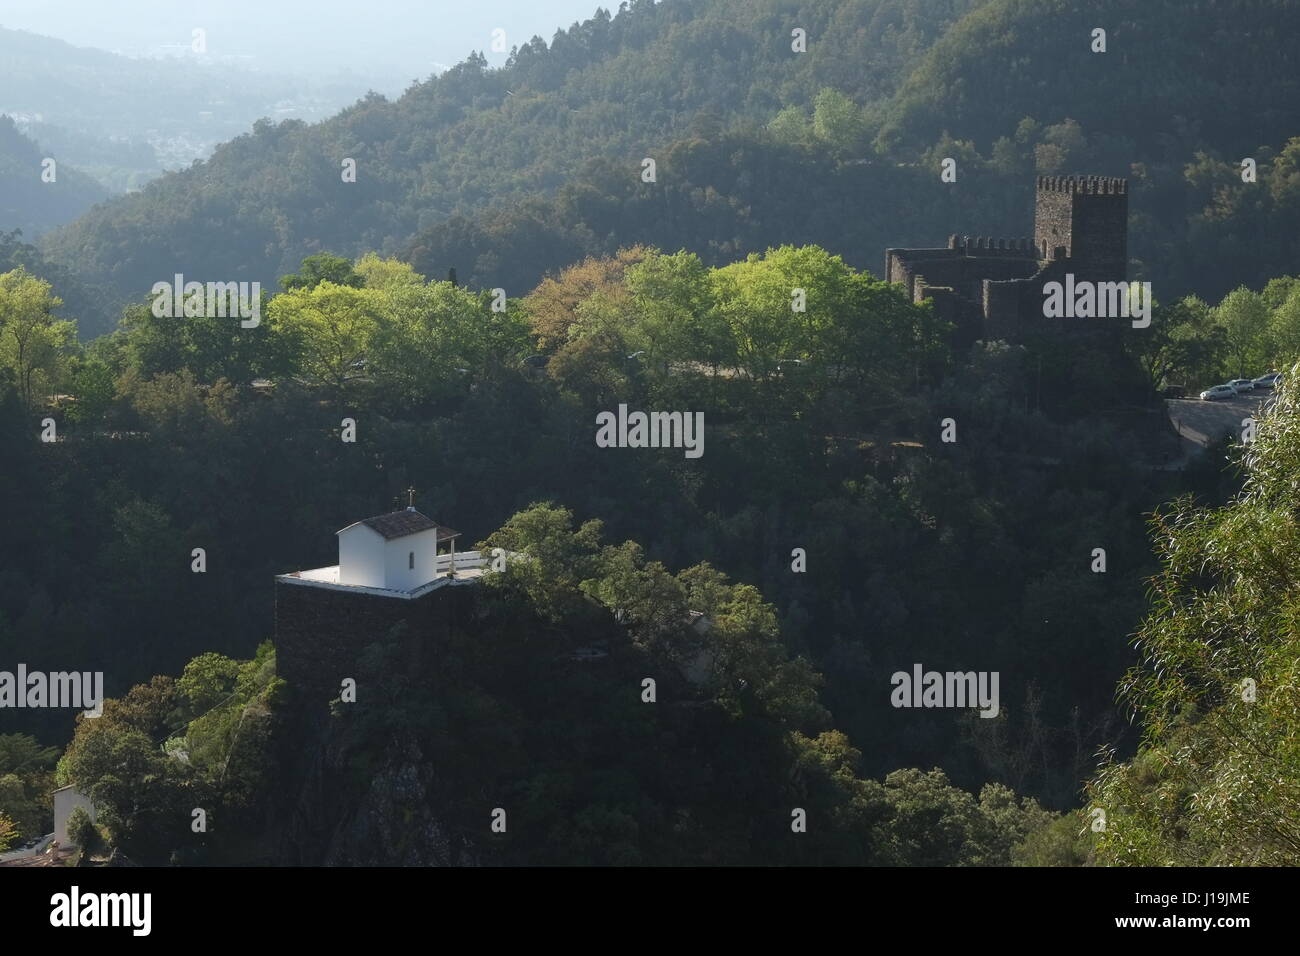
[338,510,460,541]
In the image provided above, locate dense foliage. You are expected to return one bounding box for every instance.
[36,0,1300,336]
[4,0,1300,866]
[54,505,1070,866]
[1088,368,1300,865]
[58,643,281,863]
[0,732,60,843]
[3,245,1229,838]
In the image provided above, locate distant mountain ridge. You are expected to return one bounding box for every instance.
[35,0,1300,337]
[33,0,989,332]
[0,116,108,237]
[0,25,378,193]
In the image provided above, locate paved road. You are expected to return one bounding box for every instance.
[0,833,53,863]
[1166,391,1274,447]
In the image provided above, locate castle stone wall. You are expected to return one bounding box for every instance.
[886,175,1130,345]
[1034,175,1127,277]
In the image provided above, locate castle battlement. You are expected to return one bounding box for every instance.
[946,235,1037,254]
[884,174,1130,347]
[1036,175,1127,196]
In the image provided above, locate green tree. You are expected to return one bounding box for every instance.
[0,266,75,408]
[64,357,117,425]
[115,291,275,385]
[370,278,529,408]
[0,732,60,774]
[625,249,732,376]
[1127,296,1223,390]
[279,253,365,292]
[59,717,190,861]
[811,88,867,155]
[177,652,243,714]
[267,280,385,394]
[66,807,97,850]
[989,136,1023,175]
[1088,370,1300,865]
[1214,286,1270,378]
[355,253,425,292]
[0,733,60,840]
[768,105,812,146]
[1264,282,1300,368]
[873,768,1057,866]
[0,812,16,852]
[122,370,237,440]
[710,244,939,387]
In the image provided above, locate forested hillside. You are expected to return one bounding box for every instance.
[875,0,1300,158]
[40,0,1300,338]
[7,235,1289,862]
[31,0,985,334]
[4,0,1300,870]
[44,517,1065,867]
[5,241,1137,864]
[1089,372,1300,866]
[0,118,108,236]
[0,243,1215,810]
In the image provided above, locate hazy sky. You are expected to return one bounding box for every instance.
[0,0,612,87]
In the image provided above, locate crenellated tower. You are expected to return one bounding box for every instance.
[883,174,1132,346]
[1034,175,1128,280]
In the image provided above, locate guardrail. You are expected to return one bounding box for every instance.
[435,550,490,572]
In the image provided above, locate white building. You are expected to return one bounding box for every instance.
[277,508,493,599]
[336,509,461,591]
[52,785,96,847]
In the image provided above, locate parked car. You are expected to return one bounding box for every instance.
[1160,384,1187,399]
[1254,372,1283,388]
[1228,379,1255,393]
[1200,385,1236,400]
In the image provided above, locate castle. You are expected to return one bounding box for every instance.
[885,175,1129,344]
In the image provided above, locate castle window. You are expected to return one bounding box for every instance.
[408,551,414,570]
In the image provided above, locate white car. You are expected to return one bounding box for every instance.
[1254,372,1282,388]
[1227,379,1255,393]
[1200,385,1236,401]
